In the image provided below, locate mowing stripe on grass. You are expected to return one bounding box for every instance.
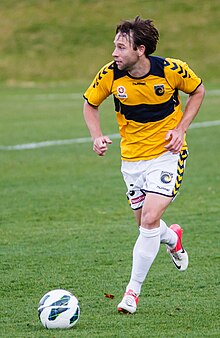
[0,120,220,151]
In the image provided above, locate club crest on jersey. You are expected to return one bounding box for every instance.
[117,86,128,98]
[154,84,165,96]
[160,171,173,184]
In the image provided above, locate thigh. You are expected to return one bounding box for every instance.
[141,192,173,228]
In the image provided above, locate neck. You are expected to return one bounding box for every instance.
[128,57,151,78]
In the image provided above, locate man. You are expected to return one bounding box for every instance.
[83,16,205,314]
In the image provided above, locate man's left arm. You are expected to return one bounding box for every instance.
[165,83,205,154]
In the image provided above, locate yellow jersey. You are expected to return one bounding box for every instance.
[84,56,202,161]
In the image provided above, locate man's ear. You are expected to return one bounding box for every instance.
[137,45,146,57]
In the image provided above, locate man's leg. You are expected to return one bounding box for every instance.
[133,211,178,247]
[160,219,178,245]
[118,152,189,313]
[126,193,172,293]
[118,193,172,313]
[132,208,178,247]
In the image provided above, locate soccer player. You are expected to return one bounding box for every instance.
[83,16,205,314]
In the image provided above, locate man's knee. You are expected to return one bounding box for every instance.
[141,209,160,229]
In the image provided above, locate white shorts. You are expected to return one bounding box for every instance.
[121,150,188,210]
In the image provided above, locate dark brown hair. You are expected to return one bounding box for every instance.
[116,16,159,56]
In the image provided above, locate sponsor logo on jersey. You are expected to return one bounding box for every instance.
[133,82,146,86]
[160,171,173,184]
[117,86,128,98]
[154,84,165,96]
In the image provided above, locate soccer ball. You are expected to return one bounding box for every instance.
[38,289,80,329]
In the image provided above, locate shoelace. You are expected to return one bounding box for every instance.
[172,249,185,260]
[125,294,137,306]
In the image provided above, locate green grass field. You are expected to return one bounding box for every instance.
[0,0,220,337]
[0,84,219,337]
[0,0,220,85]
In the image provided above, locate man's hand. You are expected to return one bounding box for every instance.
[93,136,112,156]
[164,84,205,154]
[165,128,184,154]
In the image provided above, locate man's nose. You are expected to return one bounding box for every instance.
[112,48,118,57]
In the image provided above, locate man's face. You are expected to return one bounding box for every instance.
[112,32,140,71]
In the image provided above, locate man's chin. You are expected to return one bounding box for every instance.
[116,63,125,71]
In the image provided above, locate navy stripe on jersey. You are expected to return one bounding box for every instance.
[114,89,179,123]
[114,63,127,80]
[148,55,165,78]
[113,56,165,80]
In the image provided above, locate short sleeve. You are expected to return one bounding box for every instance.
[164,58,202,94]
[83,61,114,107]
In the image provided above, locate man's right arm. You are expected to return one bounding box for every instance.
[83,100,112,156]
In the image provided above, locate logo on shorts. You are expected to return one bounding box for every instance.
[160,171,173,184]
[129,190,135,196]
[117,86,128,98]
[131,195,145,205]
[154,84,165,96]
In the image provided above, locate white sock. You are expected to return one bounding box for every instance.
[160,219,177,248]
[126,226,160,295]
